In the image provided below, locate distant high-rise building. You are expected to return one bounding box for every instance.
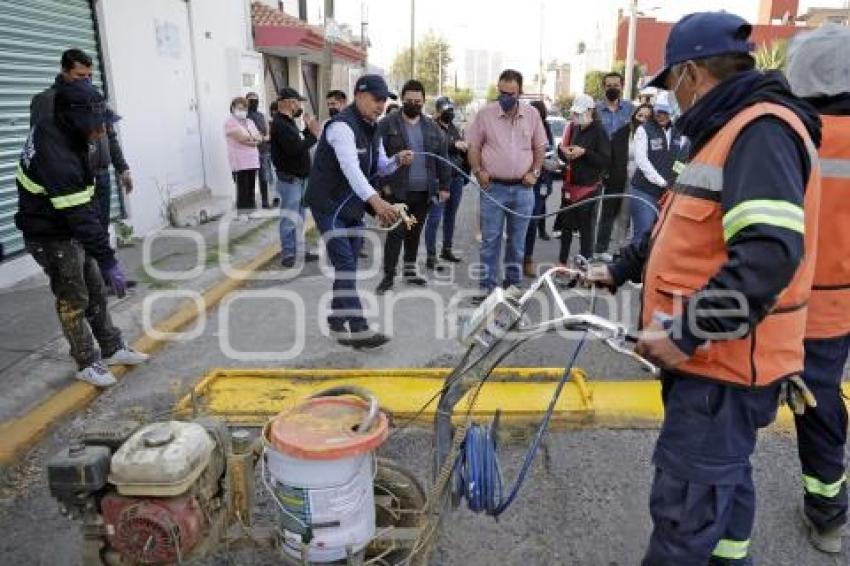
[463,49,505,97]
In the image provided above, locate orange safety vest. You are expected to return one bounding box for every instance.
[806,115,850,339]
[642,102,821,388]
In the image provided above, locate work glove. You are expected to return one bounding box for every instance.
[101,263,127,299]
[780,375,818,416]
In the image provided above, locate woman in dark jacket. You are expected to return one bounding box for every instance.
[555,93,611,264]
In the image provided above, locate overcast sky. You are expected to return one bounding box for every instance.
[334,0,849,79]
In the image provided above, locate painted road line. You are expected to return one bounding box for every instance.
[0,242,281,464]
[175,367,850,430]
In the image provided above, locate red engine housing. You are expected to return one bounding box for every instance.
[101,493,205,564]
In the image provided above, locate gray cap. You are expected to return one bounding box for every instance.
[786,24,850,99]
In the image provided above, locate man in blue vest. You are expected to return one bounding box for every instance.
[304,75,413,349]
[628,102,689,242]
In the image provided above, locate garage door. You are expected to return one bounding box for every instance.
[0,0,120,259]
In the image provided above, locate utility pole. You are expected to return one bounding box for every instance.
[410,0,416,76]
[538,0,544,98]
[624,0,638,100]
[322,0,335,120]
[438,42,443,96]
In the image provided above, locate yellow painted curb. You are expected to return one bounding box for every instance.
[0,240,281,464]
[174,367,850,431]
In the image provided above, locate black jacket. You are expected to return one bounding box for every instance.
[270,113,317,178]
[377,111,450,200]
[438,119,469,175]
[30,76,128,175]
[247,109,270,155]
[558,119,611,187]
[305,105,381,222]
[15,118,115,268]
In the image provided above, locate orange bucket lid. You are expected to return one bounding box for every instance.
[267,397,389,460]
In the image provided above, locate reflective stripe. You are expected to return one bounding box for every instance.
[802,473,846,498]
[821,158,850,179]
[16,163,94,209]
[722,199,805,242]
[49,186,95,209]
[676,163,723,192]
[712,538,750,560]
[15,164,46,195]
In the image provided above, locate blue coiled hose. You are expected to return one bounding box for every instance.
[457,333,587,517]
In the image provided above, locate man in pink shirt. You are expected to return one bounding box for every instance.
[467,69,547,302]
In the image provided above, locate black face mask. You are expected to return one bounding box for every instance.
[605,88,621,102]
[328,107,340,117]
[402,102,422,118]
[247,99,259,112]
[293,108,303,118]
[441,109,455,123]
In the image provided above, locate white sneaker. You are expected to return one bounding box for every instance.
[76,362,118,387]
[103,345,149,366]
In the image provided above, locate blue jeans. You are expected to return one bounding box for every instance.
[524,173,551,257]
[628,184,661,243]
[424,175,464,256]
[796,333,850,532]
[277,176,305,259]
[643,372,781,566]
[479,182,534,291]
[312,209,368,332]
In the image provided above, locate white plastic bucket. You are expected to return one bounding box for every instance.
[264,447,376,562]
[261,395,389,563]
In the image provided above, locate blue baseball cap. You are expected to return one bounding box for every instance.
[648,12,755,89]
[54,79,120,127]
[353,74,397,100]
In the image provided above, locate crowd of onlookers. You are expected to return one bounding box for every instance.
[218,67,691,342]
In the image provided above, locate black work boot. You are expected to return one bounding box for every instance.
[339,328,391,349]
[403,264,427,286]
[376,275,394,295]
[440,248,462,263]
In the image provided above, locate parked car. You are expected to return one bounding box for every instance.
[546,115,567,149]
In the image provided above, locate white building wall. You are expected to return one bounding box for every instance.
[96,0,260,236]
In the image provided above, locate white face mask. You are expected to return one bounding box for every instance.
[233,109,248,120]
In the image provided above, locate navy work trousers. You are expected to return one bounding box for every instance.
[796,333,850,532]
[642,372,781,565]
[312,209,369,333]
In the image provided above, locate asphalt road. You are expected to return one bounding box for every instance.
[0,181,843,565]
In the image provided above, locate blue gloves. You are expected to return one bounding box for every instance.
[101,263,127,298]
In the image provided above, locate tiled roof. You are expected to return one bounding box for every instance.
[251,2,315,31]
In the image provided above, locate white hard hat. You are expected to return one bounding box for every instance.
[786,24,850,98]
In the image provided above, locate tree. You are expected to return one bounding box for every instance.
[555,93,575,116]
[445,87,473,108]
[389,34,452,95]
[755,40,788,70]
[485,84,499,102]
[583,70,606,100]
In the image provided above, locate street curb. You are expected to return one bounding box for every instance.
[0,237,283,465]
[173,367,848,431]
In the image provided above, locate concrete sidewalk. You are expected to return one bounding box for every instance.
[0,212,285,426]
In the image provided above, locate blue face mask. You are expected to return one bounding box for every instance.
[498,93,517,113]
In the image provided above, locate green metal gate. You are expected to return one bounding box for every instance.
[0,0,120,259]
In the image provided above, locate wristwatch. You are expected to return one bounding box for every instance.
[531,169,541,178]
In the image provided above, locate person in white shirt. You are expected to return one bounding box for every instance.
[304,74,413,349]
[628,102,688,242]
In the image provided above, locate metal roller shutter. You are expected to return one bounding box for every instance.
[0,0,120,259]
